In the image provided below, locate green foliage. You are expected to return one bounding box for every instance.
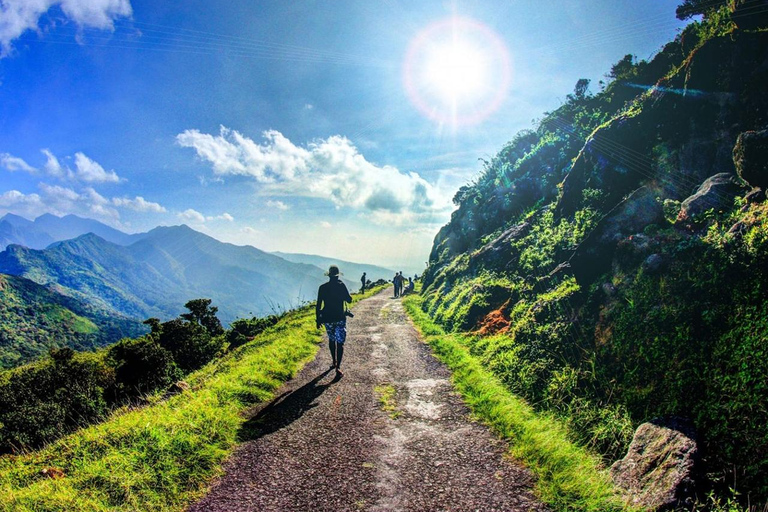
[402,295,630,512]
[676,0,729,20]
[181,298,224,337]
[0,284,386,512]
[156,319,222,373]
[0,273,147,370]
[226,315,280,348]
[420,15,768,506]
[0,348,114,450]
[107,336,182,400]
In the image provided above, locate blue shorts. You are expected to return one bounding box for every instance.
[324,321,347,345]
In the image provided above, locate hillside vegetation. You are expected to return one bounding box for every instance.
[421,4,768,505]
[0,273,146,369]
[0,285,385,511]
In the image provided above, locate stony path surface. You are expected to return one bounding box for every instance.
[188,289,547,512]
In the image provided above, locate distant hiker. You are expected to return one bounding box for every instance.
[392,272,399,298]
[404,277,414,295]
[393,271,403,298]
[316,265,352,376]
[361,272,367,293]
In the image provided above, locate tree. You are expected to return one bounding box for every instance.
[607,54,636,81]
[108,336,182,399]
[180,299,224,336]
[675,0,729,20]
[567,78,591,103]
[157,318,222,372]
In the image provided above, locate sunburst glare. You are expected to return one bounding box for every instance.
[403,17,511,128]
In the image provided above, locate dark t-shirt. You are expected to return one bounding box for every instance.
[316,278,352,324]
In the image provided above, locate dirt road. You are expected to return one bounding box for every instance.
[188,288,547,512]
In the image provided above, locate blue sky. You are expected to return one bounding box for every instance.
[0,0,689,271]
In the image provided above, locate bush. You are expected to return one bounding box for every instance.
[107,336,182,400]
[0,348,114,450]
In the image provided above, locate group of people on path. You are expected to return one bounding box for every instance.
[393,271,414,298]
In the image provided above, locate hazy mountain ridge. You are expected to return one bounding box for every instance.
[0,225,333,325]
[0,213,144,251]
[271,251,396,285]
[0,272,147,369]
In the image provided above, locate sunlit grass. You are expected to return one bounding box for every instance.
[0,285,385,512]
[402,293,634,512]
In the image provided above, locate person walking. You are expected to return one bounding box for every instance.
[361,272,367,293]
[316,265,353,376]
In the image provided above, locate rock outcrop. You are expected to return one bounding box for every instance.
[611,417,698,511]
[733,130,768,189]
[677,173,748,223]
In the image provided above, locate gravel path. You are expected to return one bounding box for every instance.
[188,288,547,512]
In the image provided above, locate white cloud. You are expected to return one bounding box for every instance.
[41,148,65,177]
[177,208,232,224]
[320,221,332,229]
[112,196,166,213]
[71,152,120,183]
[3,149,122,183]
[0,153,37,173]
[0,0,133,57]
[210,212,234,222]
[178,208,206,224]
[177,127,451,224]
[266,199,289,210]
[0,189,44,210]
[0,182,122,222]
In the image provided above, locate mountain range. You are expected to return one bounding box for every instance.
[0,213,142,250]
[271,251,396,285]
[0,214,394,327]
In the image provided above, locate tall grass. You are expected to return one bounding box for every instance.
[0,286,385,512]
[402,293,634,512]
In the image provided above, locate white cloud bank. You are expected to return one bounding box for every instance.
[0,183,166,224]
[0,149,121,183]
[0,0,132,56]
[178,209,234,225]
[176,127,450,224]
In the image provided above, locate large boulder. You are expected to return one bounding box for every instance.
[677,173,748,223]
[733,130,768,189]
[611,417,698,511]
[569,186,663,285]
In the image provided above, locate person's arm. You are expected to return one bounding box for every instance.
[316,287,323,328]
[343,283,352,303]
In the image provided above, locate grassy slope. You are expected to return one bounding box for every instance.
[402,292,633,512]
[0,285,385,512]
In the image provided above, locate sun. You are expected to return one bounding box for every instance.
[403,17,511,128]
[424,39,487,104]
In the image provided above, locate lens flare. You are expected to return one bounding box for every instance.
[403,17,511,128]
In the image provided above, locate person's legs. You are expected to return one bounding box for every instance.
[333,322,347,374]
[326,325,338,368]
[336,343,344,369]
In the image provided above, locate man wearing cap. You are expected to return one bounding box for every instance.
[316,265,353,376]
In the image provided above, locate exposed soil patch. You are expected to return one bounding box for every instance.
[188,289,547,512]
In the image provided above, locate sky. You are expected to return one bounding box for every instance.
[0,0,690,272]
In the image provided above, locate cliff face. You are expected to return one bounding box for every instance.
[422,13,768,501]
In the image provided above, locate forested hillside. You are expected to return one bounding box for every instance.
[0,273,146,369]
[421,3,768,504]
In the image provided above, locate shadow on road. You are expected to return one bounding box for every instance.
[238,369,335,441]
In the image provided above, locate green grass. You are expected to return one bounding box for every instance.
[402,293,634,512]
[0,285,386,512]
[373,384,400,419]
